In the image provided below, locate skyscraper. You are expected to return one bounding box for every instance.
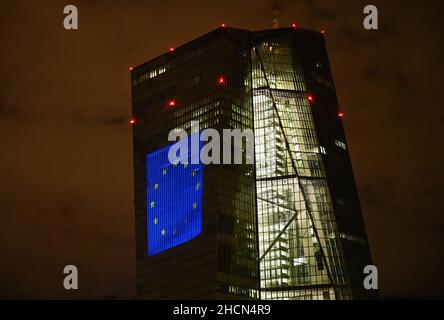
[131,27,375,300]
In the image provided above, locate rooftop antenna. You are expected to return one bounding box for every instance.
[272,0,279,29]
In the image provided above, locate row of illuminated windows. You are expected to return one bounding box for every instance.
[253,105,312,121]
[255,143,318,156]
[175,108,221,127]
[338,232,367,245]
[335,140,347,150]
[231,103,251,116]
[257,221,329,237]
[175,118,220,132]
[132,41,213,89]
[256,202,306,216]
[133,65,167,86]
[278,107,313,119]
[279,112,315,126]
[257,221,315,237]
[252,51,306,90]
[259,51,296,63]
[254,125,318,142]
[231,112,251,126]
[174,97,219,117]
[257,139,346,157]
[259,261,327,277]
[258,54,296,68]
[253,110,315,130]
[257,48,301,64]
[254,138,319,155]
[253,89,308,101]
[132,42,244,101]
[257,240,335,260]
[258,202,332,238]
[255,151,324,177]
[261,268,290,280]
[175,100,251,125]
[217,283,259,298]
[259,262,331,283]
[256,145,326,156]
[261,288,337,300]
[260,273,329,288]
[252,90,307,101]
[253,109,312,123]
[252,77,305,91]
[257,220,312,233]
[255,161,324,178]
[258,237,342,266]
[256,149,324,172]
[256,180,331,198]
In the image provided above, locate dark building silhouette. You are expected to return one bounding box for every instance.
[131,27,375,300]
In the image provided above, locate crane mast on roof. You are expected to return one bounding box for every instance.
[272,0,279,29]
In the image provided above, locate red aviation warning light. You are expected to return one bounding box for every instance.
[129,66,134,72]
[129,117,136,125]
[291,23,297,29]
[307,94,314,103]
[168,100,176,108]
[338,111,344,118]
[218,76,226,85]
[169,47,175,52]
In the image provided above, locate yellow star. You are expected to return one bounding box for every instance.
[192,202,197,210]
[150,201,155,208]
[195,182,200,191]
[162,169,167,175]
[173,160,179,167]
[191,171,196,177]
[183,163,188,169]
[161,229,166,236]
[154,183,159,190]
[153,217,158,225]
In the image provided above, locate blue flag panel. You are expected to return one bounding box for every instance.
[146,135,203,256]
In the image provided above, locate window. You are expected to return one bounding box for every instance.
[335,140,347,150]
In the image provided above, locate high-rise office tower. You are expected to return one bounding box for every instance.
[131,27,375,300]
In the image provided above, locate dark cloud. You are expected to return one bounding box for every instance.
[361,65,382,81]
[307,2,334,21]
[0,101,20,118]
[392,66,415,96]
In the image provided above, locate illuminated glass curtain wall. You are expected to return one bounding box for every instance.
[251,36,353,300]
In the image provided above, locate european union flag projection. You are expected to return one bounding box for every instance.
[146,135,203,256]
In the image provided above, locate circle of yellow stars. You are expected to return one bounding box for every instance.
[149,162,200,237]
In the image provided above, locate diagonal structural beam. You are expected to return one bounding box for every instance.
[254,45,338,295]
[257,196,300,261]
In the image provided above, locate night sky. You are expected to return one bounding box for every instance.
[0,0,443,299]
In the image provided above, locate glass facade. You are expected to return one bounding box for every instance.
[146,135,204,256]
[251,31,351,300]
[131,27,375,300]
[132,28,258,299]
